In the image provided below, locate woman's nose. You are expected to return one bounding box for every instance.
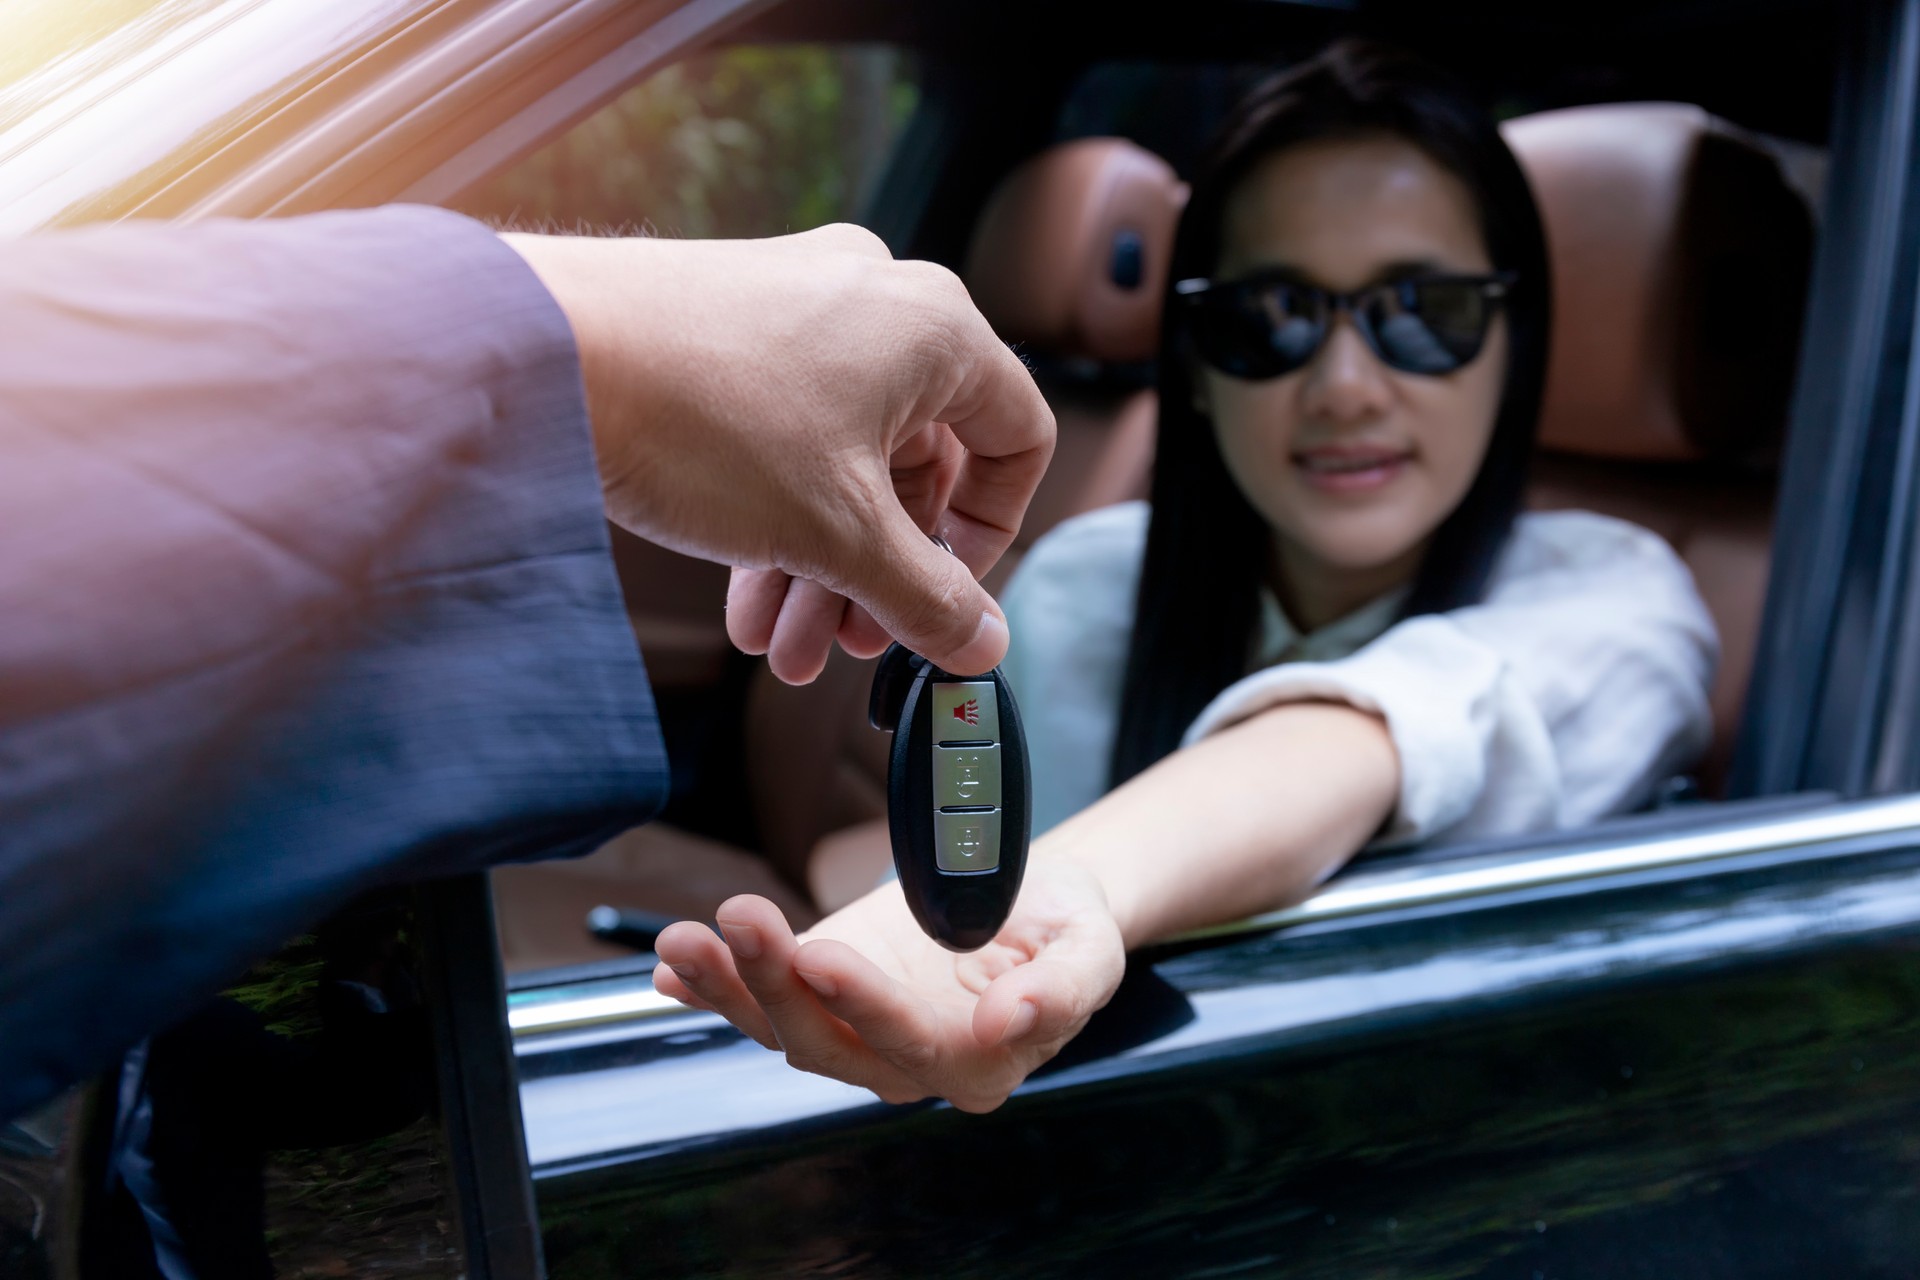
[1300,316,1393,423]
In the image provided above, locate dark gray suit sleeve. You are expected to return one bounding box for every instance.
[0,206,668,1119]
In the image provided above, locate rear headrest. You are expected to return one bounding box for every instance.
[964,138,1188,365]
[1502,103,1814,462]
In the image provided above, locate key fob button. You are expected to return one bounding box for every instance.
[933,744,1001,808]
[931,681,1000,744]
[935,809,1002,872]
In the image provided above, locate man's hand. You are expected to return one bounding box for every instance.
[502,224,1054,680]
[652,859,1125,1113]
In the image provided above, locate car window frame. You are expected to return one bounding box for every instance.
[1737,0,1920,801]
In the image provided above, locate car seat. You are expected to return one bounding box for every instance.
[1501,103,1814,794]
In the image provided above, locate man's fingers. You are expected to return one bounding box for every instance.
[653,920,778,1048]
[765,578,850,685]
[917,322,1055,581]
[837,501,1009,675]
[814,317,1047,671]
[836,601,892,660]
[726,567,790,656]
[788,222,894,260]
[887,421,964,534]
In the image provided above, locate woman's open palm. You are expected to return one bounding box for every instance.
[653,858,1125,1112]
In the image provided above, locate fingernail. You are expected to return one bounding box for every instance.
[948,610,1007,676]
[1000,1000,1038,1044]
[719,920,762,960]
[796,968,838,999]
[668,961,699,982]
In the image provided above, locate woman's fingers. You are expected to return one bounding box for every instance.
[664,875,1122,1113]
[658,902,918,1100]
[715,896,899,1088]
[971,956,1103,1051]
[791,938,945,1076]
[653,919,778,1048]
[971,912,1127,1049]
[795,938,1023,1113]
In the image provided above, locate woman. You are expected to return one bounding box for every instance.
[654,41,1716,1113]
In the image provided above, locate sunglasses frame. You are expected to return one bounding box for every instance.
[1173,269,1519,380]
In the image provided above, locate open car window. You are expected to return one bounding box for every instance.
[451,44,919,239]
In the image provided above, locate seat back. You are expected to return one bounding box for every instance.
[747,139,1186,884]
[965,136,1187,587]
[1502,103,1814,793]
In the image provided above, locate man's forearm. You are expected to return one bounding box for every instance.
[0,207,665,1121]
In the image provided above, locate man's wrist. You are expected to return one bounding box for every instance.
[498,233,636,499]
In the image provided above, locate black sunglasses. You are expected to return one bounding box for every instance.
[1174,270,1517,379]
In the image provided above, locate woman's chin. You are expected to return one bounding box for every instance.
[1278,517,1435,582]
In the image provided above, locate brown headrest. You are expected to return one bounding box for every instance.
[1502,103,1813,462]
[964,138,1188,364]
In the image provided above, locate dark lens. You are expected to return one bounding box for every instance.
[1364,280,1493,374]
[1187,281,1324,379]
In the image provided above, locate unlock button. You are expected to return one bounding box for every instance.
[934,744,1001,808]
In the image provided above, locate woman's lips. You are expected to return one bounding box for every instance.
[1291,446,1413,493]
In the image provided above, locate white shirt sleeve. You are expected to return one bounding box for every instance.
[1000,503,1150,835]
[1180,511,1719,845]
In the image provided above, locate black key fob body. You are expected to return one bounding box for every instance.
[869,643,1032,952]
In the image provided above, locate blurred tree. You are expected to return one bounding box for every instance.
[455,44,919,240]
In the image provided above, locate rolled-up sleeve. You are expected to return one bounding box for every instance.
[1181,512,1718,844]
[0,206,667,1118]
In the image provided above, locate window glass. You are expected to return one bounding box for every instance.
[454,44,919,238]
[0,0,175,96]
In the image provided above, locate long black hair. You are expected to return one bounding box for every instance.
[1109,40,1552,788]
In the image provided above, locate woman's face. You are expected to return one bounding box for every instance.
[1200,132,1507,608]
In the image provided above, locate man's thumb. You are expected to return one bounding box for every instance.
[851,515,1009,675]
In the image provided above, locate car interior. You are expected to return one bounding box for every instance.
[459,32,1820,975]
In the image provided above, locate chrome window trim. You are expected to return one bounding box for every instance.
[0,0,440,232]
[0,0,781,230]
[508,792,1920,1040]
[191,0,779,220]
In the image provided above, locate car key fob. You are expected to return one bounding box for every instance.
[869,642,1032,952]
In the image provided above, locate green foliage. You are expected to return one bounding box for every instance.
[457,44,918,240]
[225,933,327,1039]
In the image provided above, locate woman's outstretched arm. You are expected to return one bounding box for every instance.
[1046,700,1397,947]
[652,700,1397,1111]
